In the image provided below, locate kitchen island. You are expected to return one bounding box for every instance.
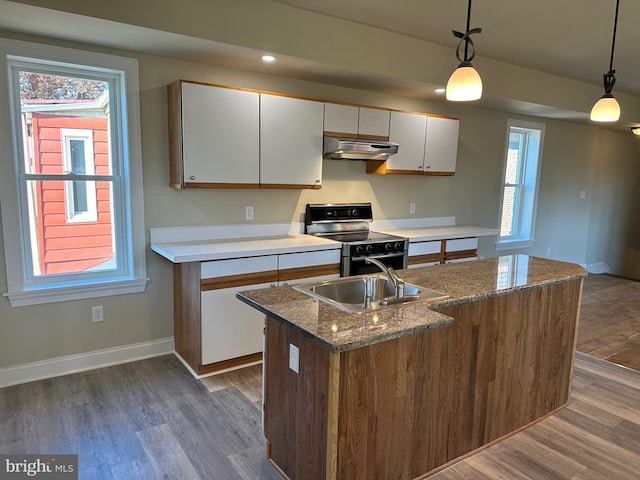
[236,255,587,480]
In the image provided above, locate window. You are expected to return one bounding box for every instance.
[61,129,97,222]
[497,119,545,249]
[0,39,146,306]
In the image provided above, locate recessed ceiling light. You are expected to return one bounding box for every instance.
[435,88,446,94]
[261,55,276,63]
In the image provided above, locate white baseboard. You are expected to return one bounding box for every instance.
[0,337,175,388]
[587,262,611,274]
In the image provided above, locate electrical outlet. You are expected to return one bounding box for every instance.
[546,246,552,256]
[245,206,254,221]
[289,343,299,373]
[409,203,416,214]
[580,190,586,199]
[92,305,104,323]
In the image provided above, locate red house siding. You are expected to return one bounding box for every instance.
[31,113,113,275]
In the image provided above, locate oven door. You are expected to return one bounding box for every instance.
[344,252,407,277]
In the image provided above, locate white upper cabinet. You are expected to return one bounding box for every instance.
[423,116,459,174]
[323,103,390,139]
[179,82,260,186]
[358,107,391,139]
[382,111,459,175]
[168,81,324,189]
[260,94,324,188]
[323,103,359,136]
[386,111,427,172]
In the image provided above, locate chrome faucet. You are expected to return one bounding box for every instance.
[365,257,405,299]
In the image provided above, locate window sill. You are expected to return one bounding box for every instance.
[495,239,534,251]
[3,278,148,307]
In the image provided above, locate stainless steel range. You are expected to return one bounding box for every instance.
[305,203,408,277]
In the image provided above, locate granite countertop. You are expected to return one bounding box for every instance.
[236,254,587,353]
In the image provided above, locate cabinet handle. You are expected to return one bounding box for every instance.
[190,175,195,180]
[425,165,431,169]
[270,283,276,287]
[418,165,423,169]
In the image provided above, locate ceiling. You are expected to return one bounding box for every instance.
[0,0,638,127]
[272,0,640,97]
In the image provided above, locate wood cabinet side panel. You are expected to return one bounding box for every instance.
[167,81,184,188]
[173,262,201,371]
[336,280,582,478]
[264,317,334,480]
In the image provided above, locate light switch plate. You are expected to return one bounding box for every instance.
[289,343,299,373]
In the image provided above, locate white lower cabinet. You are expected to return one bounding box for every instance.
[201,284,271,365]
[198,249,340,373]
[200,255,278,367]
[445,237,479,263]
[407,237,479,267]
[408,240,442,268]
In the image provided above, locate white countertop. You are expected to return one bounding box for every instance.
[376,225,498,242]
[149,219,498,264]
[150,234,340,263]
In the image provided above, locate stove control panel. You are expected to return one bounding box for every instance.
[350,240,407,257]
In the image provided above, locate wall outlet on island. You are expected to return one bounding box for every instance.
[245,206,254,221]
[289,343,299,373]
[409,202,416,215]
[546,246,552,256]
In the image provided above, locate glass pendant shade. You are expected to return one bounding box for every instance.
[446,65,482,101]
[590,95,620,122]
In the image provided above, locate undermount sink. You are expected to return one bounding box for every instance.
[293,274,448,314]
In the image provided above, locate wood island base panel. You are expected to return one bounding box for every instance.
[237,255,587,480]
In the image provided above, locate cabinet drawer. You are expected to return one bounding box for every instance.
[278,250,340,269]
[201,256,278,279]
[408,240,442,256]
[445,238,478,252]
[278,250,341,283]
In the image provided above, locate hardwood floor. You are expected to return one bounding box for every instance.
[0,356,281,480]
[1,273,639,479]
[577,273,640,370]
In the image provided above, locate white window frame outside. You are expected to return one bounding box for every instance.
[61,128,98,223]
[0,38,147,306]
[496,119,545,250]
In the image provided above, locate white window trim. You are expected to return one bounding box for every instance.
[496,119,545,250]
[61,128,98,223]
[0,38,147,306]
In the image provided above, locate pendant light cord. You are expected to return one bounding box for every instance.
[464,0,472,61]
[608,0,620,72]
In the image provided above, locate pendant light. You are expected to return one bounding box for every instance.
[590,0,621,122]
[446,0,483,101]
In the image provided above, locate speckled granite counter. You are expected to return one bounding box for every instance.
[236,254,587,353]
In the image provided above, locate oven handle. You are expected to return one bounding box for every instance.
[351,252,407,262]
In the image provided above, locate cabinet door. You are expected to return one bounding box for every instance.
[423,117,459,174]
[358,108,390,139]
[201,284,271,365]
[181,82,260,185]
[386,111,427,172]
[260,94,324,188]
[324,103,358,137]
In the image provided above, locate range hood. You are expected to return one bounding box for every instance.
[323,137,399,160]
